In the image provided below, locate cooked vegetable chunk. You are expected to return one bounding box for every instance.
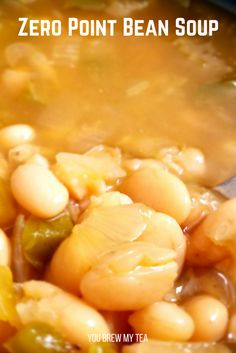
[54,152,125,200]
[0,266,18,326]
[5,322,76,353]
[22,214,73,269]
[87,343,117,353]
[16,281,110,349]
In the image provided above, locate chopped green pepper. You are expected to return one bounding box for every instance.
[5,322,76,353]
[87,343,117,353]
[0,266,18,326]
[21,214,73,269]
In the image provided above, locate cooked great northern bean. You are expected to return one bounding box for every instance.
[120,168,191,224]
[0,230,11,266]
[11,164,69,219]
[0,0,235,351]
[187,198,236,267]
[47,198,186,294]
[80,242,177,310]
[139,211,186,269]
[129,302,195,341]
[183,295,229,342]
[0,125,35,151]
[16,281,110,350]
[47,202,148,293]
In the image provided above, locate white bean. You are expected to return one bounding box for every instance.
[8,144,38,167]
[27,153,49,168]
[183,295,228,342]
[120,168,191,224]
[178,148,205,180]
[0,229,11,266]
[16,281,110,350]
[80,242,177,311]
[90,191,133,208]
[139,211,186,270]
[129,302,194,342]
[11,163,69,218]
[0,124,35,150]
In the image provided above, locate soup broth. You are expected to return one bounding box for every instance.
[0,0,235,186]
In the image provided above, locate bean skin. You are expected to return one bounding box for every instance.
[0,124,35,150]
[187,198,236,267]
[11,163,69,218]
[16,280,110,350]
[120,168,191,224]
[129,301,194,342]
[47,203,148,294]
[80,242,178,311]
[140,211,186,270]
[0,229,11,266]
[183,295,228,342]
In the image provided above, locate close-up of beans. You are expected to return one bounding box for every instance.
[0,121,235,352]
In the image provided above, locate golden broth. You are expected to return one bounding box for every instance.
[0,0,235,186]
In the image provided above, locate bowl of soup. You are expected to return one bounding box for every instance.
[0,0,235,352]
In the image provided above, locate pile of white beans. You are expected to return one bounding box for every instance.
[0,123,236,353]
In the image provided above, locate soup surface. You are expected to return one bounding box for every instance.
[0,0,236,185]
